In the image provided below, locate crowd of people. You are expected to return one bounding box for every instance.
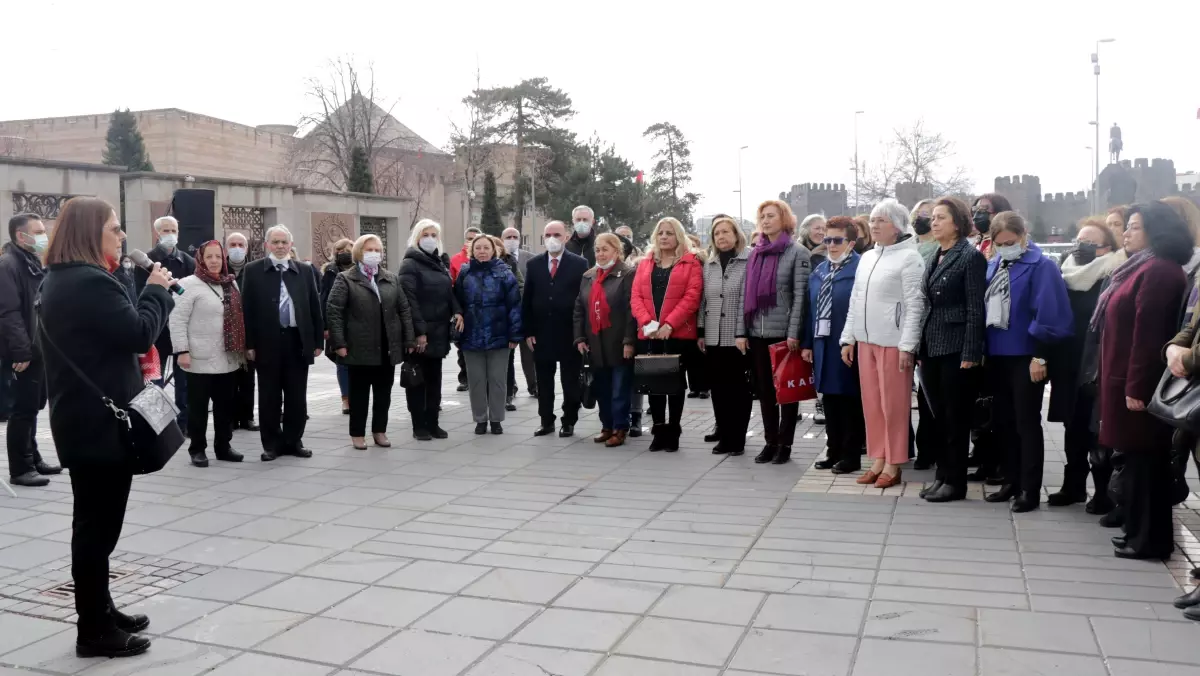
[4,190,1200,655]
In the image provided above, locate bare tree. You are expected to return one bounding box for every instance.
[289,57,418,191]
[0,136,34,159]
[852,120,974,207]
[449,67,497,220]
[374,153,445,228]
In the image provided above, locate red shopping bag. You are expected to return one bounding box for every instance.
[769,341,817,405]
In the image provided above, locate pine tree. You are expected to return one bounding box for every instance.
[347,145,374,193]
[481,170,503,236]
[102,109,154,171]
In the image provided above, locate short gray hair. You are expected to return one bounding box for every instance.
[870,199,910,233]
[225,231,248,245]
[571,205,594,221]
[408,218,442,250]
[153,216,178,232]
[265,224,293,242]
[501,227,520,239]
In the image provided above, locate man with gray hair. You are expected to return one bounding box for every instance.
[240,224,325,461]
[225,231,258,431]
[136,215,196,428]
[566,205,597,266]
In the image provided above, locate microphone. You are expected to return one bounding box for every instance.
[128,249,185,295]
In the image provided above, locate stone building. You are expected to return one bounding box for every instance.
[778,183,848,219]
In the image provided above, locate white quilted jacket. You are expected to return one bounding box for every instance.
[169,275,244,374]
[840,234,927,352]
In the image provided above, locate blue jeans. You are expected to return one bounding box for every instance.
[594,364,633,431]
[336,363,350,398]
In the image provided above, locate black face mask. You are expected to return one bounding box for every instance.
[1073,242,1099,265]
[336,252,352,267]
[913,216,932,236]
[972,211,991,234]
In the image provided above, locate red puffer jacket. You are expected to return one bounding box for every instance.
[631,252,703,340]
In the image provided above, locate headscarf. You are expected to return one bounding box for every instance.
[589,266,614,334]
[744,231,792,319]
[1089,249,1153,333]
[193,240,246,353]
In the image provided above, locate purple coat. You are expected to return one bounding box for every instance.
[984,244,1073,357]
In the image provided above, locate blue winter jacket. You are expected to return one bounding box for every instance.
[455,258,523,352]
[801,253,860,395]
[985,243,1073,357]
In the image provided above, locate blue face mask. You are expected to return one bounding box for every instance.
[996,244,1024,262]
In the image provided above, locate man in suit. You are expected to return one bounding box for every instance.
[522,220,588,437]
[241,225,324,461]
[225,232,259,431]
[503,227,538,400]
[135,216,195,428]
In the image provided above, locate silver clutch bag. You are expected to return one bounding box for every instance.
[126,384,180,434]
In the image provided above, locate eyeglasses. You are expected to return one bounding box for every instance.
[824,236,847,245]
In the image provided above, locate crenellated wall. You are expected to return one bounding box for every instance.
[779,182,848,219]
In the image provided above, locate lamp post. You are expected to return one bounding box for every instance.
[738,145,748,228]
[854,111,864,214]
[1092,38,1115,212]
[1085,145,1094,201]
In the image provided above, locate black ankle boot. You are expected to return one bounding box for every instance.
[1099,508,1124,528]
[110,605,150,633]
[648,425,665,452]
[35,460,63,475]
[985,484,1017,503]
[919,479,944,499]
[629,413,643,438]
[1011,491,1040,513]
[772,446,792,464]
[924,483,967,503]
[754,444,777,464]
[665,424,681,452]
[1047,488,1087,507]
[1174,586,1200,609]
[76,627,151,658]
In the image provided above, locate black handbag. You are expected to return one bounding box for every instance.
[580,356,597,409]
[633,354,684,396]
[38,322,184,475]
[400,358,424,388]
[1148,369,1200,432]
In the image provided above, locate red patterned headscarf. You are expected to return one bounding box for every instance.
[193,240,246,353]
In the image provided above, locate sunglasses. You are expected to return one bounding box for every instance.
[824,236,848,245]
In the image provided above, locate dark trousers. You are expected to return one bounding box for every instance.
[707,346,752,451]
[71,468,133,634]
[156,352,189,428]
[4,358,46,477]
[404,355,443,430]
[536,351,583,426]
[519,340,538,395]
[1062,387,1102,496]
[914,383,938,462]
[348,364,395,436]
[921,355,976,487]
[594,364,633,431]
[255,329,309,453]
[0,364,12,418]
[989,355,1046,494]
[186,371,236,454]
[749,337,799,446]
[686,346,709,394]
[234,365,256,425]
[1121,450,1174,557]
[824,393,866,465]
[457,349,467,385]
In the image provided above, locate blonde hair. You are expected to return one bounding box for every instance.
[470,233,498,260]
[706,216,746,259]
[594,232,625,264]
[332,238,354,254]
[351,234,383,262]
[407,218,442,250]
[649,217,691,262]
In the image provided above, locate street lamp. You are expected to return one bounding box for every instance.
[738,145,749,228]
[1092,38,1115,212]
[1085,146,1094,199]
[854,111,864,214]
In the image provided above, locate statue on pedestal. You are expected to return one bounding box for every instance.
[1109,123,1123,164]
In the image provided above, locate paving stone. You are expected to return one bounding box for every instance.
[221,516,316,541]
[730,627,857,676]
[168,567,286,602]
[593,655,719,676]
[876,569,1028,594]
[162,511,257,535]
[121,594,228,634]
[852,637,976,676]
[351,629,493,676]
[513,607,637,650]
[754,594,866,635]
[616,616,743,666]
[465,643,602,676]
[554,578,667,613]
[284,524,383,549]
[1107,658,1200,676]
[872,584,1029,610]
[978,647,1108,676]
[649,585,763,625]
[415,596,539,639]
[323,586,448,627]
[0,624,100,673]
[863,601,977,644]
[229,543,336,573]
[169,603,305,648]
[300,551,412,583]
[72,637,235,676]
[980,608,1100,654]
[241,576,365,613]
[165,535,271,566]
[1092,616,1200,664]
[463,568,577,604]
[204,652,336,676]
[377,560,491,593]
[256,616,393,665]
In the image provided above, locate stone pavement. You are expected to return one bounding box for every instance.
[0,353,1198,676]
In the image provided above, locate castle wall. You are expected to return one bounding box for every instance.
[779,182,848,219]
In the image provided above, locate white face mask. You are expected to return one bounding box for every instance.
[159,234,178,249]
[419,236,439,254]
[122,262,134,271]
[544,237,564,254]
[227,247,247,263]
[362,252,382,267]
[827,249,849,265]
[996,244,1024,262]
[21,232,49,253]
[503,239,520,255]
[597,259,615,270]
[573,222,592,237]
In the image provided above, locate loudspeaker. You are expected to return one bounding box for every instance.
[170,189,215,255]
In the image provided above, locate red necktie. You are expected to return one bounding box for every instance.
[550,257,558,279]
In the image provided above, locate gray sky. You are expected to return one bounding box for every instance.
[5,0,1197,219]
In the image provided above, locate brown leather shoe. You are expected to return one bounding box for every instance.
[856,470,881,485]
[373,433,391,448]
[593,429,614,443]
[605,430,627,447]
[874,469,903,489]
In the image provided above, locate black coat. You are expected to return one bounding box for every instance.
[522,251,588,360]
[573,263,636,368]
[320,261,355,363]
[0,242,44,362]
[134,245,195,356]
[39,262,174,469]
[919,238,987,363]
[566,231,597,267]
[326,266,416,366]
[1047,277,1105,423]
[240,258,324,366]
[397,247,461,359]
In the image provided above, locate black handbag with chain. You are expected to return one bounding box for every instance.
[400,357,424,389]
[38,317,184,475]
[1148,368,1200,433]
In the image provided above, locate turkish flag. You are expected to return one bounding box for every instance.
[635,171,643,184]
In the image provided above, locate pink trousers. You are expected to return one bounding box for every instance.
[857,342,914,465]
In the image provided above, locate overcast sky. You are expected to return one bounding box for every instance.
[4,0,1197,220]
